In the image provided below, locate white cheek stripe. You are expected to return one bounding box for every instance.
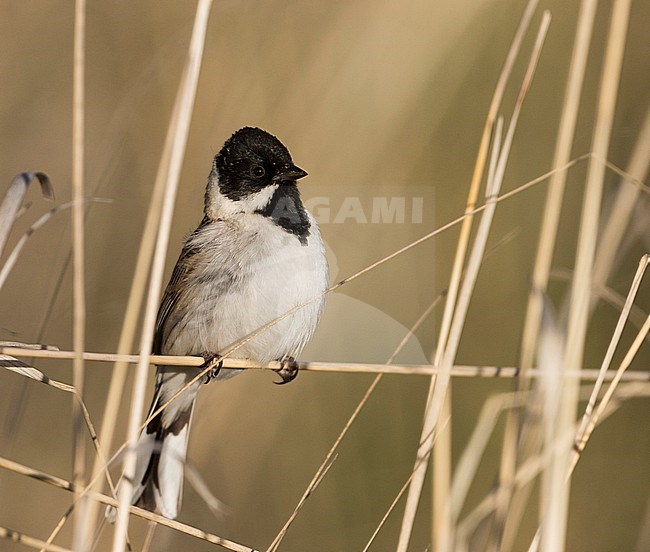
[207,168,279,219]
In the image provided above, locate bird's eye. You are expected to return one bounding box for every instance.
[251,165,266,178]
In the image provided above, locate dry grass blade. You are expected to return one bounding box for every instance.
[571,306,650,473]
[544,1,631,550]
[550,267,649,331]
[575,255,648,445]
[519,0,597,376]
[0,171,53,258]
[0,526,71,552]
[184,462,229,520]
[111,2,213,549]
[264,455,338,552]
[448,392,528,530]
[266,295,444,552]
[529,309,649,552]
[0,353,126,551]
[141,522,157,552]
[0,356,119,485]
[0,201,83,291]
[0,456,258,552]
[455,383,649,552]
[363,420,449,552]
[0,341,58,350]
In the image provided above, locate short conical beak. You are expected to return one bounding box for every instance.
[273,163,308,183]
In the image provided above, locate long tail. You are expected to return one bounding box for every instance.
[109,367,202,520]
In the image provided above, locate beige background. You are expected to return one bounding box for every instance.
[0,1,648,551]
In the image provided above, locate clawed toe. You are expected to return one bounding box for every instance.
[200,352,223,384]
[273,356,299,385]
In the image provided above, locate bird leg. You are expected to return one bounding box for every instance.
[273,356,299,385]
[200,352,223,384]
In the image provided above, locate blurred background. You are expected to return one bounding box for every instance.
[0,1,648,550]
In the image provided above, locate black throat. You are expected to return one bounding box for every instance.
[256,185,311,245]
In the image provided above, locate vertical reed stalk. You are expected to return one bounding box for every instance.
[71,0,88,549]
[396,2,540,549]
[110,1,213,550]
[541,2,631,551]
[495,2,598,549]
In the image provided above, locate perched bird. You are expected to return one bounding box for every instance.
[113,127,329,520]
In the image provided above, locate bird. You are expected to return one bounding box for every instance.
[110,127,329,520]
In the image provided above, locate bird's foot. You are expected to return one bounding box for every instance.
[200,352,223,384]
[273,356,299,385]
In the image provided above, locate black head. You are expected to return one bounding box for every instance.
[214,127,307,201]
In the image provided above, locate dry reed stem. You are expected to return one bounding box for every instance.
[452,16,551,549]
[0,526,71,552]
[0,360,126,551]
[550,267,649,329]
[0,172,54,258]
[398,0,541,544]
[454,382,650,551]
[0,202,75,290]
[84,22,183,548]
[362,419,449,552]
[111,1,213,550]
[266,295,443,552]
[571,307,650,473]
[0,456,257,552]
[71,1,88,549]
[592,107,650,299]
[519,0,597,379]
[438,13,552,552]
[496,3,598,548]
[575,255,648,448]
[544,2,631,550]
[4,347,649,382]
[449,391,530,534]
[141,522,157,552]
[529,311,650,552]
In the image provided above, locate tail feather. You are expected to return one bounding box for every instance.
[132,419,191,519]
[107,368,201,521]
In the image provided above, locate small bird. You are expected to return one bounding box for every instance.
[113,127,329,520]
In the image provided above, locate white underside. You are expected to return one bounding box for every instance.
[165,210,328,365]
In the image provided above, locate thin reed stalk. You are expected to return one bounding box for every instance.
[111,1,213,550]
[266,295,443,552]
[83,22,184,548]
[575,255,648,447]
[495,2,598,548]
[455,382,649,551]
[5,347,650,381]
[398,0,540,544]
[71,0,88,549]
[0,456,257,552]
[591,107,650,299]
[542,2,631,550]
[0,526,72,552]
